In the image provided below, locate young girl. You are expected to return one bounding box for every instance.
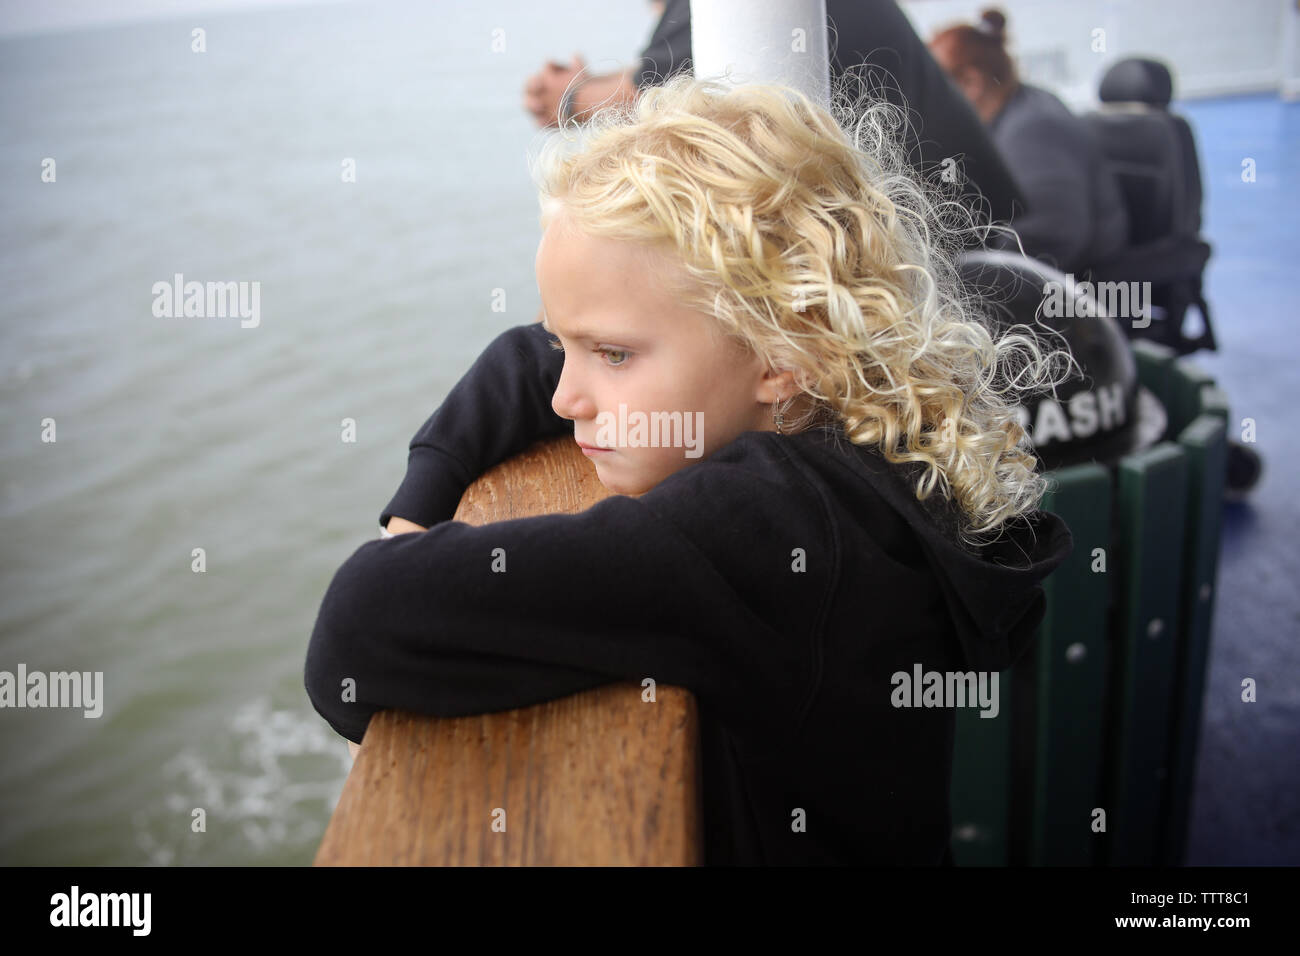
[305,74,1074,865]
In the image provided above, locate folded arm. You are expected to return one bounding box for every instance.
[379,318,570,533]
[309,482,814,755]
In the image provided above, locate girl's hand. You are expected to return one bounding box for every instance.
[385,516,428,535]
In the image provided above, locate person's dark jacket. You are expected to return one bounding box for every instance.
[987,83,1130,274]
[636,0,1026,230]
[304,321,1074,865]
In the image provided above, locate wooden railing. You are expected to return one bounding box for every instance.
[314,436,703,865]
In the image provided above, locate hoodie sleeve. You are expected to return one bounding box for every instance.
[378,321,571,531]
[823,0,1027,228]
[307,483,817,751]
[635,0,692,88]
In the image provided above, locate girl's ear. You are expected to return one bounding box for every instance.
[756,365,799,405]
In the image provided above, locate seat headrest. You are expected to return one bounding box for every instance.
[1099,57,1174,107]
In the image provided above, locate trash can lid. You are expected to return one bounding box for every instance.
[956,249,1153,472]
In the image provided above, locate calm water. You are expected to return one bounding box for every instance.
[0,0,657,865]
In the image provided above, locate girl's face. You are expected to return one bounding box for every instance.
[535,212,791,495]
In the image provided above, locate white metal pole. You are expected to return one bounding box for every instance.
[689,0,831,108]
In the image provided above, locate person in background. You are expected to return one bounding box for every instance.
[522,0,1028,230]
[520,0,664,132]
[929,8,1129,275]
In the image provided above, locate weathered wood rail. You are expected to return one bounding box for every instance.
[314,436,703,865]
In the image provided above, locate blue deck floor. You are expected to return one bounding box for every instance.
[1167,94,1299,865]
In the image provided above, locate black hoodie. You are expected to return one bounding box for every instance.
[304,320,1073,865]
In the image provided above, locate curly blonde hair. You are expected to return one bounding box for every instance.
[528,72,1075,548]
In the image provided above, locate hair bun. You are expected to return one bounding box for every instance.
[978,8,1007,43]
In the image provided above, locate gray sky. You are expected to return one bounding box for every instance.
[0,0,355,38]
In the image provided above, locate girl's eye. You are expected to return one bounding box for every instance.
[547,335,628,368]
[601,348,630,367]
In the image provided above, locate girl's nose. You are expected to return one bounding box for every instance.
[551,362,596,422]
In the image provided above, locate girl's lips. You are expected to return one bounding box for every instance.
[577,441,612,454]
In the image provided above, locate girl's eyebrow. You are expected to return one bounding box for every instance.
[541,311,618,343]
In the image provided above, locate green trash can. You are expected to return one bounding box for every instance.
[949,254,1227,867]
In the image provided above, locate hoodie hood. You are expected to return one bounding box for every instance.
[796,426,1075,673]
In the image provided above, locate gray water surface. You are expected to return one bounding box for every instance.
[0,0,657,865]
